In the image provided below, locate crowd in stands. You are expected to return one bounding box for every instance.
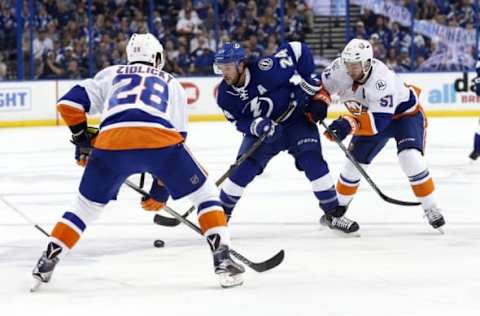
[0,0,313,80]
[2,0,478,80]
[352,0,476,72]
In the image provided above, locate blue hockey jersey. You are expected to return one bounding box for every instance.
[216,42,319,134]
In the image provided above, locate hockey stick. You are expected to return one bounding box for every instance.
[0,195,50,237]
[125,179,285,273]
[320,121,420,206]
[153,103,297,227]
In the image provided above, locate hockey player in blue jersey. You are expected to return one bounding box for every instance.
[470,60,480,161]
[213,41,359,234]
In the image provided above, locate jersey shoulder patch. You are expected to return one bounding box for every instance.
[375,79,387,91]
[258,57,273,71]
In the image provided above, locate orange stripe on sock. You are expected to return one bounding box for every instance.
[411,178,435,197]
[51,222,81,249]
[198,210,227,234]
[336,181,359,196]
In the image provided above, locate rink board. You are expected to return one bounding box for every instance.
[0,72,479,127]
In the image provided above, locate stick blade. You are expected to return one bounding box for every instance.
[230,249,285,273]
[153,214,181,227]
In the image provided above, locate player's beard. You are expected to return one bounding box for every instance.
[225,72,240,86]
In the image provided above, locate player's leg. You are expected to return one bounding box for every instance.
[148,144,245,287]
[32,149,135,288]
[219,135,281,221]
[335,133,390,208]
[469,118,480,160]
[288,120,359,233]
[395,111,445,229]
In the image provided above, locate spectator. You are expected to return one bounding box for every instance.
[33,29,53,61]
[370,33,386,60]
[385,48,398,70]
[177,45,195,74]
[194,46,215,74]
[42,50,65,79]
[397,47,411,72]
[352,21,368,40]
[0,52,7,80]
[2,0,313,79]
[176,6,202,37]
[65,60,83,79]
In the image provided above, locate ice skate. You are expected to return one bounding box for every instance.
[31,242,62,292]
[320,214,360,236]
[424,207,445,233]
[469,150,479,161]
[213,245,245,288]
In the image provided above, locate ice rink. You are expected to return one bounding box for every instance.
[1,118,479,316]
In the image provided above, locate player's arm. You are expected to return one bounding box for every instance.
[217,90,280,142]
[216,84,254,134]
[324,94,395,141]
[57,67,110,165]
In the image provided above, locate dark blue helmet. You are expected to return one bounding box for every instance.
[214,42,246,65]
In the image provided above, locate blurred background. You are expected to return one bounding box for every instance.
[1,0,479,81]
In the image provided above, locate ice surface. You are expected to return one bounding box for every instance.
[0,118,479,316]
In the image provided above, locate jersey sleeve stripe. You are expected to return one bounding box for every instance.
[57,104,87,126]
[58,85,91,112]
[288,41,303,62]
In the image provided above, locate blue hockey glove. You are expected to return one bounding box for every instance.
[250,117,283,143]
[71,126,98,166]
[324,116,358,141]
[141,179,170,211]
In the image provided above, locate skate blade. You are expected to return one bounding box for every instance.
[218,272,243,288]
[435,227,445,234]
[30,279,43,292]
[329,229,361,238]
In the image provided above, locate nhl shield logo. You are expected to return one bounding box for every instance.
[258,58,273,71]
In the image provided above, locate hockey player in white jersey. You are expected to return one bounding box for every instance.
[31,33,244,291]
[309,38,445,230]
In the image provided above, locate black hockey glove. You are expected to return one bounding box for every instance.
[71,126,99,166]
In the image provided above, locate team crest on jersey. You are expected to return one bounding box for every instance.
[247,96,274,117]
[376,80,387,90]
[344,100,366,115]
[258,58,273,71]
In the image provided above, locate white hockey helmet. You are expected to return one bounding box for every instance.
[126,33,165,69]
[341,38,373,73]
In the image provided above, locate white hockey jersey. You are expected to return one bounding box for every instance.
[321,58,421,136]
[57,64,188,150]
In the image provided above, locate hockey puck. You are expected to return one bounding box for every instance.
[154,239,165,248]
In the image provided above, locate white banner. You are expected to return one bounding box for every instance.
[351,0,476,47]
